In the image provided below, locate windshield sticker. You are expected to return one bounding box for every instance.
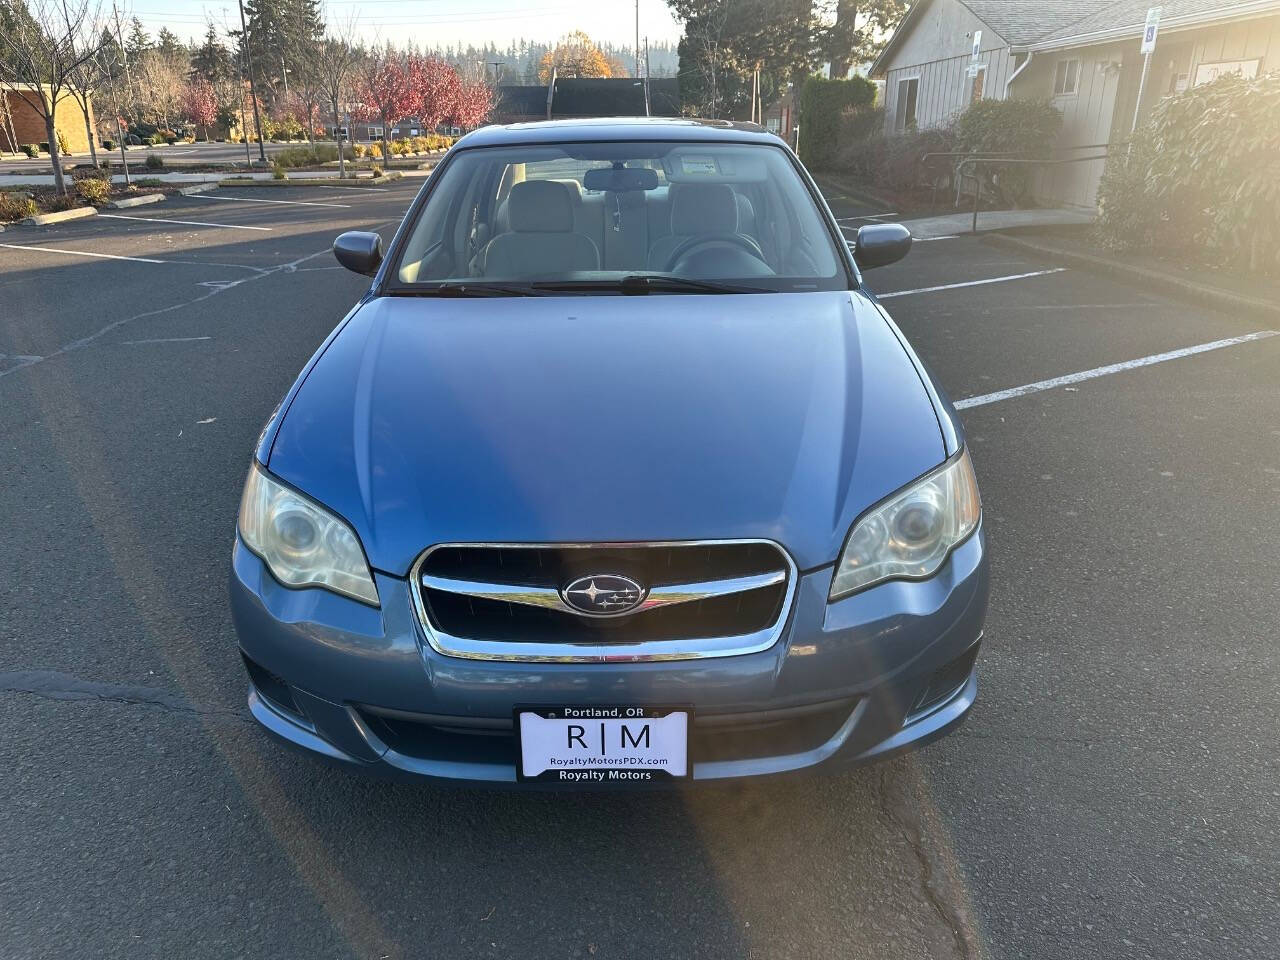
[680,155,718,176]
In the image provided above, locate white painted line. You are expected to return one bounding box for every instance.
[912,235,961,242]
[99,213,272,231]
[1031,302,1157,310]
[954,331,1280,410]
[192,194,351,208]
[0,242,164,264]
[878,268,1067,299]
[836,212,898,222]
[122,336,212,345]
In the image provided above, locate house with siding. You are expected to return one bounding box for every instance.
[871,0,1280,207]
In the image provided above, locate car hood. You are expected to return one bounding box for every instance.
[267,291,944,575]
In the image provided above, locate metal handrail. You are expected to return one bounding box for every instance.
[918,145,1113,212]
[955,152,1110,233]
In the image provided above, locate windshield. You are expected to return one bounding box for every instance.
[392,140,848,292]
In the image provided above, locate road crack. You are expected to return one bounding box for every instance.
[0,669,247,721]
[876,763,979,960]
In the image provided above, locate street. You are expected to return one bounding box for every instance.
[1,179,1277,960]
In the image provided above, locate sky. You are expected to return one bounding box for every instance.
[125,0,685,51]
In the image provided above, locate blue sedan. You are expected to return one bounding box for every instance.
[229,117,988,786]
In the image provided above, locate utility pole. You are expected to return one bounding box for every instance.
[110,3,131,186]
[643,37,651,116]
[238,0,267,162]
[281,54,289,100]
[635,0,641,78]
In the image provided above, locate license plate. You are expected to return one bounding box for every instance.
[516,706,690,784]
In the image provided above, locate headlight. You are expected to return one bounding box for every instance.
[829,448,980,601]
[237,463,380,606]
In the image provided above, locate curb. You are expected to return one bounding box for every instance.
[108,193,165,209]
[176,182,218,195]
[216,173,402,188]
[22,206,97,226]
[985,233,1280,322]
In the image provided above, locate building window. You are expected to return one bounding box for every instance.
[895,77,919,132]
[969,65,986,103]
[369,126,384,139]
[1053,58,1080,96]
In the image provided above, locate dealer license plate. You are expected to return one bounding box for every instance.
[516,706,690,784]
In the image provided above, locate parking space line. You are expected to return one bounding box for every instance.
[878,268,1067,299]
[192,195,352,209]
[954,331,1280,409]
[836,212,898,221]
[0,242,164,264]
[912,235,960,242]
[122,336,212,345]
[99,213,272,231]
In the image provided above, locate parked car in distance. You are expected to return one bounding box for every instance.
[230,117,989,787]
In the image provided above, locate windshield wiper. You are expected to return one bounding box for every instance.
[533,275,769,295]
[390,282,546,298]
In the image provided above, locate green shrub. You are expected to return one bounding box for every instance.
[370,164,383,177]
[103,138,115,151]
[56,130,71,154]
[952,97,1062,206]
[133,178,165,187]
[21,143,39,158]
[798,75,876,169]
[38,141,50,152]
[271,164,287,180]
[144,153,164,169]
[411,135,429,153]
[71,164,108,181]
[76,177,111,205]
[352,142,367,158]
[273,143,350,167]
[0,192,38,221]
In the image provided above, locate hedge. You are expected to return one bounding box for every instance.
[1097,70,1279,273]
[798,75,876,169]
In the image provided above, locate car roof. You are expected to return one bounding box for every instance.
[452,117,782,149]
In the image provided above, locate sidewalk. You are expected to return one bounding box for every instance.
[0,168,426,187]
[985,228,1280,322]
[899,208,1093,239]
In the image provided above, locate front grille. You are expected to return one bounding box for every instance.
[411,541,795,662]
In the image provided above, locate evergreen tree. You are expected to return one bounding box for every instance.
[125,17,150,59]
[191,23,233,85]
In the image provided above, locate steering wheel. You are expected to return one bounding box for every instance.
[664,234,766,273]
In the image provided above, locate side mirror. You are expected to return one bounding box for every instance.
[333,231,384,276]
[853,223,912,270]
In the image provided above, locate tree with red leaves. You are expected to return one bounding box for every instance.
[353,46,415,160]
[450,78,494,131]
[410,55,460,132]
[183,78,219,142]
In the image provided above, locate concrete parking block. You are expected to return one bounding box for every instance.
[22,206,97,225]
[107,193,166,209]
[175,182,218,195]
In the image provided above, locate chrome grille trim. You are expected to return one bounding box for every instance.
[408,540,798,663]
[420,569,787,618]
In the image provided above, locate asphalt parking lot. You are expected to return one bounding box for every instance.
[2,179,1278,960]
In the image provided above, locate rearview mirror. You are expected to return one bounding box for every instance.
[853,223,912,270]
[333,231,383,276]
[583,167,659,192]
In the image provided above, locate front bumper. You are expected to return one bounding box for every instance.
[229,526,989,784]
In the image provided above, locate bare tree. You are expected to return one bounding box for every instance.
[65,11,105,166]
[315,14,358,179]
[0,0,105,194]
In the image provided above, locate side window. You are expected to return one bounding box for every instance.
[1053,59,1080,96]
[895,78,919,132]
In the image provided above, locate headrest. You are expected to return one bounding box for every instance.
[509,180,574,233]
[670,183,738,235]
